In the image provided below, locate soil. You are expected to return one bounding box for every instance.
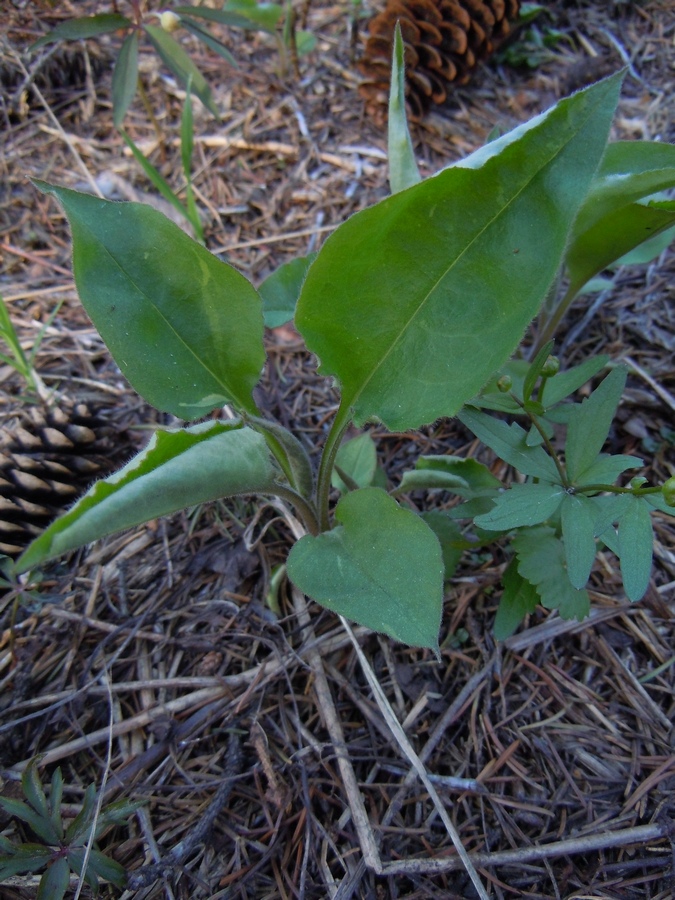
[1,1,675,898]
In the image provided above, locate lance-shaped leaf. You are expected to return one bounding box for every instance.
[144,24,220,118]
[573,140,675,237]
[112,30,139,128]
[296,73,623,431]
[388,23,421,195]
[179,17,237,67]
[397,455,500,496]
[566,366,627,482]
[35,182,265,420]
[287,488,443,650]
[560,493,596,588]
[332,433,378,494]
[494,559,539,640]
[16,421,279,573]
[540,355,609,408]
[29,14,131,50]
[259,254,316,328]
[617,497,654,601]
[565,200,675,302]
[459,409,560,480]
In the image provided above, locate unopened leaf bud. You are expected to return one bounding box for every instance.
[160,10,181,32]
[662,476,675,507]
[497,375,512,393]
[630,476,647,490]
[541,355,560,378]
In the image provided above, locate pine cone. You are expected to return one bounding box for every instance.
[359,0,521,119]
[0,403,127,557]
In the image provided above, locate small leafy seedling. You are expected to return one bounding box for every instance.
[0,759,135,898]
[30,1,316,127]
[13,63,675,651]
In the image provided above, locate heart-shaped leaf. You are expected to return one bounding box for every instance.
[287,488,443,650]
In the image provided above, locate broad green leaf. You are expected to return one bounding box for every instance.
[144,25,220,118]
[388,23,421,195]
[514,525,590,620]
[574,140,675,237]
[615,223,675,266]
[566,201,675,301]
[397,456,500,496]
[474,483,565,531]
[459,409,560,480]
[35,183,265,420]
[29,14,131,50]
[180,17,238,67]
[259,254,316,328]
[565,367,627,482]
[287,488,443,650]
[332,433,377,494]
[576,453,643,486]
[560,494,596,588]
[421,511,468,581]
[36,857,70,900]
[540,354,609,407]
[112,30,139,128]
[16,421,279,573]
[296,73,624,432]
[617,497,654,601]
[0,797,60,845]
[494,559,539,640]
[22,760,49,820]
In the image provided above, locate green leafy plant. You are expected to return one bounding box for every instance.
[0,759,135,898]
[0,292,60,398]
[29,1,316,127]
[12,66,675,650]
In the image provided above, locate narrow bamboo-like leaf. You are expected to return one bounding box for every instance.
[494,559,539,640]
[144,24,220,118]
[421,511,467,581]
[474,483,565,531]
[16,421,279,573]
[459,409,559,480]
[112,30,139,128]
[566,201,675,302]
[566,366,627,482]
[296,74,624,432]
[64,785,96,845]
[85,848,127,888]
[617,497,654,601]
[34,182,265,419]
[36,857,70,900]
[259,254,316,328]
[561,493,596,588]
[514,525,590,620]
[49,769,64,841]
[0,845,53,878]
[29,14,131,50]
[287,488,443,650]
[540,355,609,407]
[119,129,194,226]
[388,23,421,195]
[181,77,195,180]
[332,433,377,494]
[574,140,675,237]
[576,453,643,486]
[175,1,282,32]
[180,17,238,66]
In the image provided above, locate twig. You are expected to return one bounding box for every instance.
[341,617,490,900]
[125,731,242,889]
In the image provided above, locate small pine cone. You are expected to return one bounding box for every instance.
[359,0,521,119]
[0,403,127,558]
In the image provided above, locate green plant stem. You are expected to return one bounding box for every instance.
[574,483,662,496]
[136,76,163,144]
[534,282,575,355]
[316,403,352,532]
[514,395,569,486]
[272,485,320,535]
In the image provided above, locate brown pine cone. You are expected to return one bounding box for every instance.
[359,0,521,119]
